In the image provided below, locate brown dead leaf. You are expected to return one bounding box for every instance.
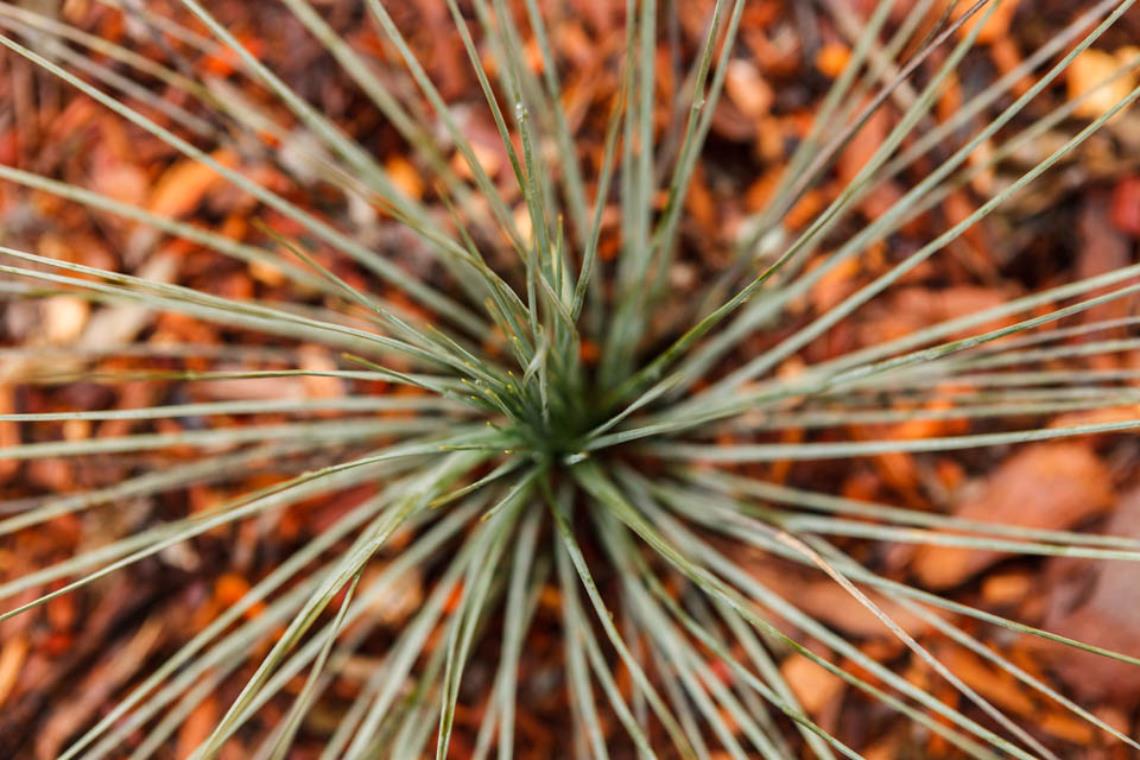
[1037,486,1140,702]
[911,443,1114,589]
[1076,193,1134,332]
[1111,175,1140,237]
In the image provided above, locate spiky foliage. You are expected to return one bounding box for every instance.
[2,0,1140,757]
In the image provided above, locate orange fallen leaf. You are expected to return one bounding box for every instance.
[815,42,850,79]
[300,346,345,400]
[387,155,424,200]
[452,142,502,182]
[990,37,1032,99]
[148,149,238,219]
[940,646,1035,716]
[1066,48,1137,121]
[837,106,888,188]
[911,443,1114,589]
[1049,404,1140,431]
[980,571,1031,606]
[176,696,220,760]
[948,0,1021,45]
[42,296,90,344]
[444,581,465,614]
[808,255,860,314]
[0,386,19,484]
[684,165,718,232]
[362,564,423,625]
[724,60,773,119]
[746,559,935,638]
[783,188,825,231]
[91,161,149,207]
[1039,712,1095,746]
[0,637,28,708]
[780,652,844,716]
[214,573,251,606]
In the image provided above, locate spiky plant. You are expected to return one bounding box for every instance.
[2,0,1140,756]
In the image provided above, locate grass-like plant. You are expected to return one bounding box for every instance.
[2,0,1140,756]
